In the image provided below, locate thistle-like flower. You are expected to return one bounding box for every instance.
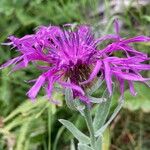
[1,20,150,103]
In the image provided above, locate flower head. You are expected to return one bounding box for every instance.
[1,20,150,103]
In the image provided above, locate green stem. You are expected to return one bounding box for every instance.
[48,105,51,150]
[84,105,96,149]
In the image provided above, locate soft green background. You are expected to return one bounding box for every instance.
[0,0,150,149]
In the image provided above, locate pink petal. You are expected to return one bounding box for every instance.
[114,19,120,36]
[0,56,22,69]
[46,77,54,98]
[122,36,150,44]
[58,81,85,96]
[27,75,46,100]
[11,56,29,72]
[103,60,112,95]
[128,81,137,96]
[94,34,119,45]
[117,77,124,96]
[113,71,150,81]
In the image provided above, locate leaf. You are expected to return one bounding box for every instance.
[124,83,150,113]
[95,136,102,150]
[89,96,107,104]
[142,15,150,22]
[78,143,94,150]
[141,100,150,113]
[4,95,59,122]
[0,0,14,16]
[16,120,31,150]
[59,119,90,144]
[4,97,48,122]
[70,140,76,150]
[87,78,104,95]
[102,128,110,150]
[73,99,86,116]
[1,69,11,104]
[65,87,76,110]
[64,87,85,115]
[95,98,124,137]
[93,88,113,132]
[16,9,40,26]
[53,126,65,150]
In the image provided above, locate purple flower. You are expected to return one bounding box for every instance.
[1,20,150,103]
[81,20,150,96]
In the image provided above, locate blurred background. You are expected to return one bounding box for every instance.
[0,0,150,149]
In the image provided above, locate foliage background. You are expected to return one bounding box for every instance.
[0,0,150,150]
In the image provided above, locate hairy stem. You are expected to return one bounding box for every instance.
[84,105,96,149]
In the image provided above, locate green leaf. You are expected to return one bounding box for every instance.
[95,136,102,150]
[89,96,107,104]
[16,9,40,26]
[4,97,48,122]
[142,15,150,22]
[78,143,94,150]
[59,119,90,144]
[70,140,76,150]
[73,99,86,116]
[53,126,65,150]
[102,128,110,150]
[93,88,113,132]
[16,120,31,150]
[87,78,104,95]
[65,87,76,110]
[124,83,150,113]
[64,87,85,115]
[4,95,58,123]
[95,98,124,137]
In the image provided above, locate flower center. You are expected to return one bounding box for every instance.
[65,61,92,89]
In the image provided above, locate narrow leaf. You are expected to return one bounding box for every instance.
[73,99,85,116]
[93,87,113,131]
[70,140,76,150]
[16,120,31,150]
[78,143,94,150]
[59,119,90,144]
[65,87,76,110]
[95,98,124,137]
[87,78,104,95]
[102,128,110,150]
[95,136,102,150]
[65,87,85,114]
[89,96,107,104]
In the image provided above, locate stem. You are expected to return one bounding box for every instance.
[48,105,51,150]
[84,105,96,149]
[53,126,65,150]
